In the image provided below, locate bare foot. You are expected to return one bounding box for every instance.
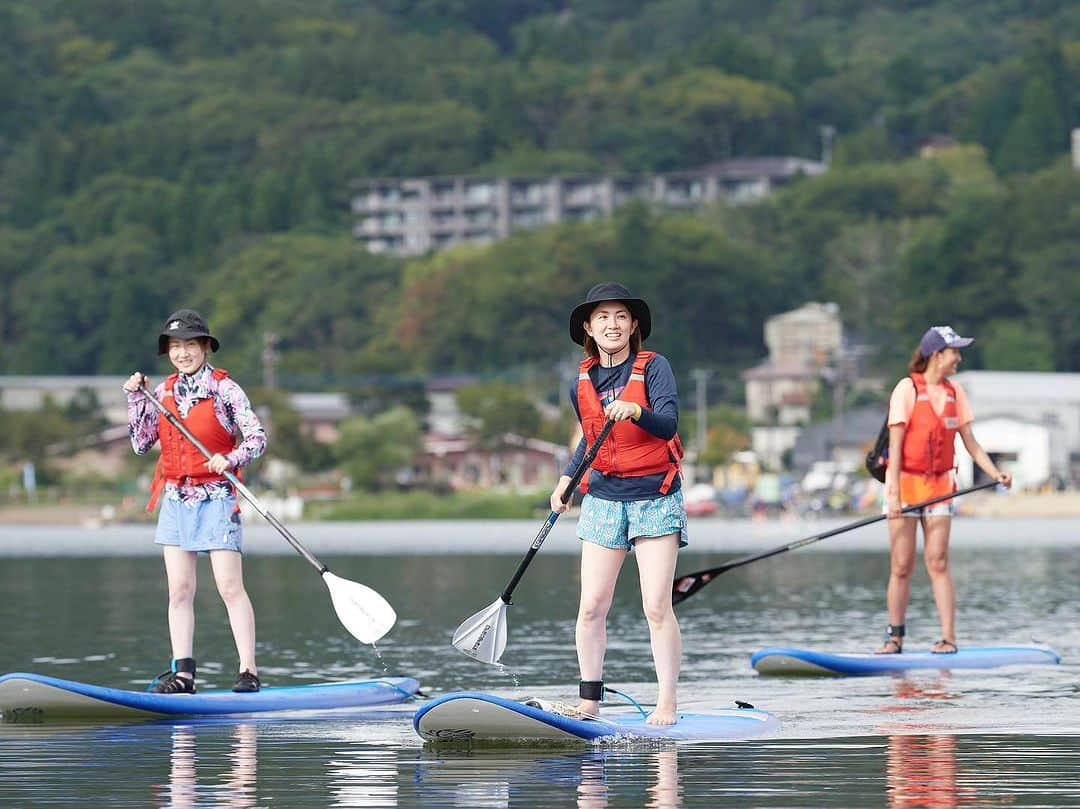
[874,637,903,655]
[646,704,677,726]
[574,699,600,719]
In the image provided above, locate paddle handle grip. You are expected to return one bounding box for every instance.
[139,385,329,574]
[500,419,615,603]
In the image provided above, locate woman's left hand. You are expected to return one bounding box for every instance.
[206,453,231,474]
[604,401,641,422]
[997,472,1013,489]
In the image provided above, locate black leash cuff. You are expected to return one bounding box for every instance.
[579,680,604,701]
[885,624,905,638]
[172,657,197,674]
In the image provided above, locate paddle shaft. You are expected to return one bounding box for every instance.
[140,386,329,574]
[499,419,615,603]
[672,479,1000,604]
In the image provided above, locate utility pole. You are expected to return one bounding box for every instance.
[262,332,279,391]
[691,368,710,460]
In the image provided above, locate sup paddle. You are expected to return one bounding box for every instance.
[671,479,1001,605]
[452,418,616,664]
[140,384,396,644]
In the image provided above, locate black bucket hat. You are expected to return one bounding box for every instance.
[157,309,220,355]
[569,282,652,345]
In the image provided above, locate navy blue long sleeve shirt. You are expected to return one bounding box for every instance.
[563,352,681,501]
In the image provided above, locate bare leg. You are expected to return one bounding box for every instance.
[210,550,257,674]
[576,542,626,716]
[634,533,681,725]
[922,516,956,650]
[877,516,918,653]
[162,546,198,681]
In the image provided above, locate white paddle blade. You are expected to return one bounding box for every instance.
[451,599,508,664]
[322,571,397,644]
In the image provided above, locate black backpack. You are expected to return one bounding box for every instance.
[864,417,890,482]
[864,377,914,482]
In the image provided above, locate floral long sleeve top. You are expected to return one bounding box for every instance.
[127,364,267,505]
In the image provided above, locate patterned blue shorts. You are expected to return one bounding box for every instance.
[578,490,688,552]
[882,501,956,518]
[155,495,244,553]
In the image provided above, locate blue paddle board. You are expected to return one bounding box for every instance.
[0,672,421,721]
[751,645,1061,677]
[413,691,780,743]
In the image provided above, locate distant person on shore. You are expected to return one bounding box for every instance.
[877,325,1011,655]
[123,310,266,693]
[549,282,687,724]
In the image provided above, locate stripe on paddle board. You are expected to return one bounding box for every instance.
[751,645,1061,677]
[0,672,421,721]
[413,691,780,743]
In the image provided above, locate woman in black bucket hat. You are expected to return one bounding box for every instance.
[122,309,267,694]
[552,282,687,725]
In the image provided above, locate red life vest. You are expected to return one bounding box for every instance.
[146,368,238,511]
[576,351,683,494]
[900,372,959,476]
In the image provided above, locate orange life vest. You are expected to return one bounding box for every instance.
[900,372,959,476]
[146,368,237,511]
[576,351,683,494]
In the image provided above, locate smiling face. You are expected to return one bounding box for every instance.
[583,301,637,357]
[934,346,963,376]
[167,337,209,375]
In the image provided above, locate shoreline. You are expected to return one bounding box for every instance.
[2,490,1080,526]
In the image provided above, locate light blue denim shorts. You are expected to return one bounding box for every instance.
[155,495,243,553]
[578,490,688,552]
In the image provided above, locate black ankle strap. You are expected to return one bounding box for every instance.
[171,657,197,675]
[579,680,604,701]
[885,624,905,638]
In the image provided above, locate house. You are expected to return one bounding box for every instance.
[952,371,1080,486]
[742,302,844,469]
[0,375,129,424]
[790,406,885,475]
[413,432,567,492]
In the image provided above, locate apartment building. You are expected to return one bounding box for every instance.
[351,157,825,256]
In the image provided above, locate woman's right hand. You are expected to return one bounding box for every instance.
[122,372,148,393]
[550,476,573,513]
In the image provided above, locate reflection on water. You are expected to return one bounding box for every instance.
[155,723,258,809]
[887,735,967,809]
[409,747,682,809]
[327,744,399,808]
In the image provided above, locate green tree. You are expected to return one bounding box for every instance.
[456,381,542,449]
[335,406,423,491]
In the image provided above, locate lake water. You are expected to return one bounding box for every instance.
[2,516,1079,807]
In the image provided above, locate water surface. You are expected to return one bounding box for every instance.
[1,517,1078,806]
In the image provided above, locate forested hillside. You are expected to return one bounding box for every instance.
[1,0,1078,386]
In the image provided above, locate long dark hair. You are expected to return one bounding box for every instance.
[907,347,930,373]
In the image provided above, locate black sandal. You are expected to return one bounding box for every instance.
[931,639,958,654]
[149,657,196,694]
[232,670,261,693]
[874,624,904,655]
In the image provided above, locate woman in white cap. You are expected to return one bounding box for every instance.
[122,309,266,693]
[877,325,1011,655]
[550,282,687,725]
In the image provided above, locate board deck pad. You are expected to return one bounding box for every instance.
[413,691,780,743]
[750,645,1061,677]
[0,672,421,721]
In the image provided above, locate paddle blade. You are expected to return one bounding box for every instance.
[451,599,508,664]
[671,570,716,606]
[322,571,397,644]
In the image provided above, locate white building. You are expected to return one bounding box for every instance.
[953,371,1080,487]
[953,416,1051,490]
